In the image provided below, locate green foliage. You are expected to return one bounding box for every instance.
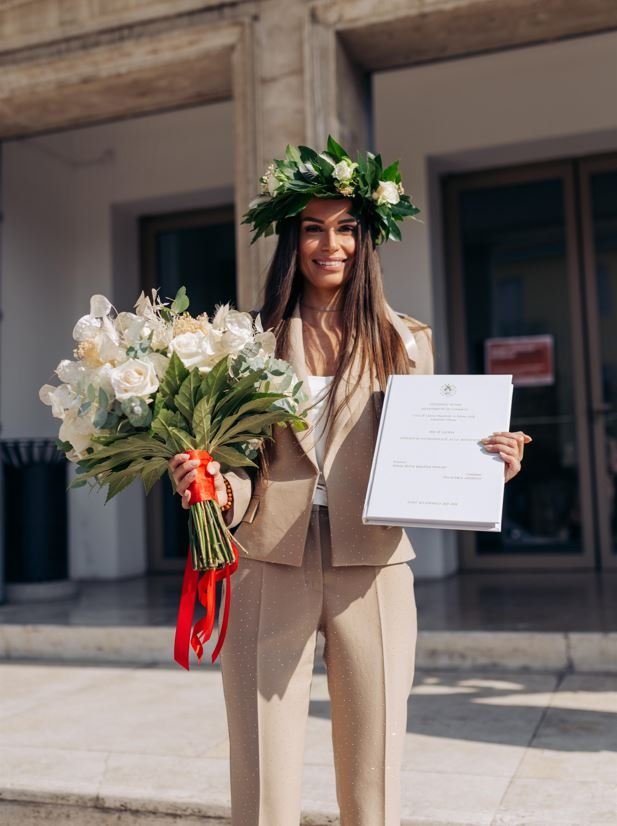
[242,134,420,247]
[171,286,190,314]
[159,352,189,404]
[174,368,203,423]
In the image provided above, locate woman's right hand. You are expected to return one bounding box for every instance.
[169,454,201,510]
[168,453,228,511]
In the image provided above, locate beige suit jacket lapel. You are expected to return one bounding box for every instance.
[284,302,419,474]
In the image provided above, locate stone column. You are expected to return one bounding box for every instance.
[235,0,373,304]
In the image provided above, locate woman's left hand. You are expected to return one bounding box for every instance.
[481,431,533,483]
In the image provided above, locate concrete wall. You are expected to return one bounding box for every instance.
[374,31,617,577]
[1,101,234,578]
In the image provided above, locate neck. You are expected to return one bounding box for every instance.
[300,286,343,313]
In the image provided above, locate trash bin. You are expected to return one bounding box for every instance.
[1,439,77,602]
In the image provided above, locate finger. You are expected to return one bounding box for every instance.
[174,458,200,486]
[181,489,191,510]
[501,451,521,481]
[481,438,519,455]
[169,453,190,471]
[176,461,203,494]
[206,461,220,476]
[483,435,524,458]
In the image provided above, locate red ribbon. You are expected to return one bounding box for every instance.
[173,450,239,671]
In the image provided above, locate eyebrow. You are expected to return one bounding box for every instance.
[300,216,358,223]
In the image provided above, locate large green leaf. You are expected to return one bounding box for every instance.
[233,394,286,417]
[141,458,168,494]
[210,445,258,470]
[168,427,196,453]
[104,466,142,502]
[212,370,265,422]
[211,410,299,449]
[192,396,212,447]
[174,368,202,422]
[200,358,230,407]
[150,409,189,448]
[159,352,189,402]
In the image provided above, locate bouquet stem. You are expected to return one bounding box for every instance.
[188,497,236,571]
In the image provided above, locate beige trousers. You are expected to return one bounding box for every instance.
[221,506,417,826]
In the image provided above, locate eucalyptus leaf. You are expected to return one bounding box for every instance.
[171,286,190,314]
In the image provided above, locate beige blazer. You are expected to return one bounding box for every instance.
[226,303,434,567]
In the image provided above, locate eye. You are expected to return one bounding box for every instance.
[304,224,322,233]
[339,224,357,234]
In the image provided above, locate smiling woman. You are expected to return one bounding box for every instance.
[298,201,357,289]
[167,136,530,826]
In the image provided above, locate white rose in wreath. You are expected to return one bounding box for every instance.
[372,180,401,206]
[332,159,357,183]
[110,358,159,401]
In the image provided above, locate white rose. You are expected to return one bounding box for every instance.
[110,358,159,401]
[58,409,96,456]
[39,383,80,419]
[224,310,254,352]
[169,331,216,372]
[372,180,400,206]
[332,159,357,182]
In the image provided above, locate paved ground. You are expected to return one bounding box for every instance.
[0,660,616,825]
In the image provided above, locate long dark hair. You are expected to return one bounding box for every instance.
[259,210,413,426]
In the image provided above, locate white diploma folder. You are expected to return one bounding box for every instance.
[363,374,513,532]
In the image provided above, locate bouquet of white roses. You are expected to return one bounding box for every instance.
[40,288,307,666]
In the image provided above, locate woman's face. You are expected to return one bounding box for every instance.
[297,197,358,292]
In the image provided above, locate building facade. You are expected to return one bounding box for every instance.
[1,0,616,583]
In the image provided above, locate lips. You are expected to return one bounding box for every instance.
[313,259,347,269]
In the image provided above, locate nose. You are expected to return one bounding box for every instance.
[321,228,338,252]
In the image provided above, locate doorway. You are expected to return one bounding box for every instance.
[140,206,237,572]
[444,154,617,570]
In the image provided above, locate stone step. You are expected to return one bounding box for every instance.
[0,791,469,826]
[0,623,615,672]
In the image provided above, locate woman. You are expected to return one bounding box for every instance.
[169,139,530,826]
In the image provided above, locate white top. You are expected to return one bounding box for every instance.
[306,375,334,506]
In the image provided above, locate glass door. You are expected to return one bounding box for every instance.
[580,156,617,570]
[444,162,595,569]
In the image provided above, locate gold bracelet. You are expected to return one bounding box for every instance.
[220,476,234,513]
